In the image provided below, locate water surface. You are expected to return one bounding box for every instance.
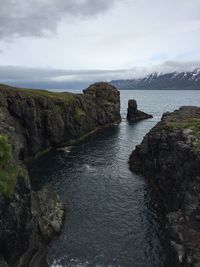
[29,90,200,267]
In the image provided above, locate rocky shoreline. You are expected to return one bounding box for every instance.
[129,106,200,266]
[0,82,121,266]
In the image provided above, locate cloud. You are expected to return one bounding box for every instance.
[0,0,118,39]
[0,60,200,89]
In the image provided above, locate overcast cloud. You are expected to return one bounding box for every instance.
[0,0,119,38]
[0,0,200,88]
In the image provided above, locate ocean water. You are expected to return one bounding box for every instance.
[29,90,200,267]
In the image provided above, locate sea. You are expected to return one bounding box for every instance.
[29,90,200,267]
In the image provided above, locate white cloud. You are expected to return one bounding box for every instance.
[0,0,199,76]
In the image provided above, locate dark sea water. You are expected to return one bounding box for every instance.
[29,90,200,267]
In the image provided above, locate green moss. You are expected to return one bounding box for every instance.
[164,118,200,153]
[0,84,76,103]
[0,135,17,197]
[0,166,17,197]
[74,108,86,121]
[0,135,12,167]
[22,89,76,103]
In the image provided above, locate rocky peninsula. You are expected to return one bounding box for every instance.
[127,99,152,122]
[129,106,200,266]
[0,82,121,266]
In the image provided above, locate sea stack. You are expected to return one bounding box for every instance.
[129,106,200,266]
[127,99,152,122]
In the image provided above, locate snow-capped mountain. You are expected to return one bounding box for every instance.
[110,69,200,90]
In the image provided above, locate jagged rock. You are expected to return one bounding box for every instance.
[129,106,200,266]
[32,186,65,241]
[127,99,152,122]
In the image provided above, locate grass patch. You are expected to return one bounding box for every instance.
[0,84,76,103]
[164,118,200,153]
[21,89,76,103]
[0,135,17,197]
[0,166,18,197]
[74,108,86,121]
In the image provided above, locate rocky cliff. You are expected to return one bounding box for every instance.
[129,106,200,266]
[0,82,120,161]
[0,82,120,266]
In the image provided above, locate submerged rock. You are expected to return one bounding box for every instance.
[127,99,152,122]
[129,106,200,266]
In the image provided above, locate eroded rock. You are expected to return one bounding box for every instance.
[127,99,152,122]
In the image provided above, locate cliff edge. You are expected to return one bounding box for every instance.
[0,82,120,266]
[129,106,200,266]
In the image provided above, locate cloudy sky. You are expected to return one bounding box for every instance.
[0,0,200,88]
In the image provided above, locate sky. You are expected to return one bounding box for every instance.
[0,0,200,89]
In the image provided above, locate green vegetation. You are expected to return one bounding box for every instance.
[0,135,17,197]
[0,84,76,103]
[165,118,200,153]
[74,107,86,121]
[21,89,76,104]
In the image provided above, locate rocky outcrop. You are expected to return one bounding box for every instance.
[0,82,120,161]
[0,82,120,266]
[127,99,152,122]
[129,106,200,266]
[0,170,65,267]
[32,186,65,242]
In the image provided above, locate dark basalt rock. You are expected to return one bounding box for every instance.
[0,82,120,161]
[127,99,152,122]
[129,106,200,266]
[0,82,120,266]
[0,172,53,267]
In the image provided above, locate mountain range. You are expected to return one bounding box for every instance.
[110,69,200,90]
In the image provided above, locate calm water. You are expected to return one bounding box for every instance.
[29,90,200,267]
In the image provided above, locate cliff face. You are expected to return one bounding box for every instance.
[0,82,120,161]
[129,106,200,266]
[0,82,120,266]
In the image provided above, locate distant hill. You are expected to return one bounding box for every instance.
[110,69,200,90]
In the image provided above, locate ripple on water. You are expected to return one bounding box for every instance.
[29,90,200,267]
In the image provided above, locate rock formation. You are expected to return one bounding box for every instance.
[129,106,200,266]
[0,82,120,161]
[127,99,152,122]
[0,82,121,266]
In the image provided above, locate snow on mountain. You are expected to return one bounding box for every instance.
[110,69,200,90]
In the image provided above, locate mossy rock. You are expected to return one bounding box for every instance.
[0,135,17,197]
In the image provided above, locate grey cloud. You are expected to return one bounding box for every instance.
[0,61,200,89]
[0,0,118,39]
[0,66,126,82]
[150,61,200,74]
